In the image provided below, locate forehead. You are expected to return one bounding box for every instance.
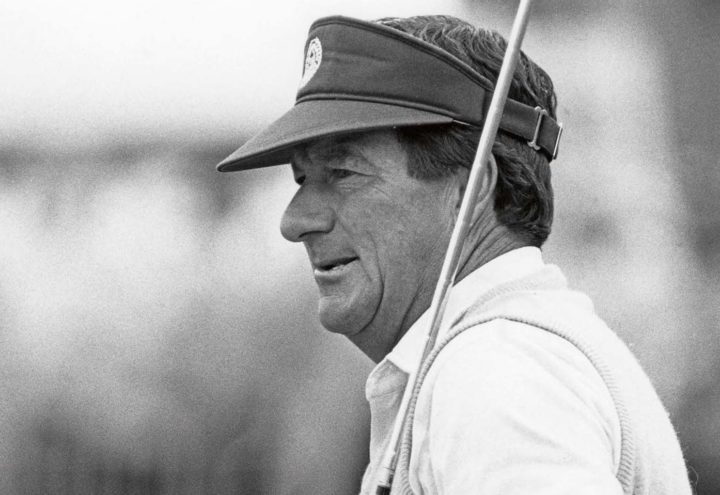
[291,130,405,171]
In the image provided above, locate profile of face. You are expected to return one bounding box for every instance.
[280,130,464,361]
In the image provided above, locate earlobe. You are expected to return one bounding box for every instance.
[484,154,499,199]
[467,154,498,224]
[454,154,498,212]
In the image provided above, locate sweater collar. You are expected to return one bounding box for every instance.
[377,246,546,377]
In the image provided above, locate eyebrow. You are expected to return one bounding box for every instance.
[292,138,363,171]
[311,140,357,163]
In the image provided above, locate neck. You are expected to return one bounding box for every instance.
[355,205,526,363]
[355,222,524,363]
[456,210,527,282]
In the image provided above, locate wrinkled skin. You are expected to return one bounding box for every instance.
[280,131,465,362]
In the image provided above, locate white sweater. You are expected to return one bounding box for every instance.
[363,251,691,494]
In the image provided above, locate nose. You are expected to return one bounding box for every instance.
[280,184,335,242]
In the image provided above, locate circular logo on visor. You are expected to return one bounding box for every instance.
[298,37,322,89]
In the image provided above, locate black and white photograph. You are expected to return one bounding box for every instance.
[1,0,717,493]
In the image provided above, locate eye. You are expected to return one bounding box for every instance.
[330,168,355,180]
[294,174,306,185]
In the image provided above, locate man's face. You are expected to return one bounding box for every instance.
[280,131,462,360]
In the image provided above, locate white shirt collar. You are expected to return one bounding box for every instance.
[378,246,546,376]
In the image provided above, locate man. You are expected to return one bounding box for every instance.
[217,14,692,494]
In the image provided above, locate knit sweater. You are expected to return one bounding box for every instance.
[391,264,691,494]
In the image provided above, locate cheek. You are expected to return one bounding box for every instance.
[347,195,454,280]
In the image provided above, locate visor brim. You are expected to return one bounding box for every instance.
[216,99,455,172]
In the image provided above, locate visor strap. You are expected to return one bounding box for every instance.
[497,99,563,161]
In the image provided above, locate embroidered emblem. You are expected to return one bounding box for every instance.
[299,37,322,89]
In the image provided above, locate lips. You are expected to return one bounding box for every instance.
[314,256,358,272]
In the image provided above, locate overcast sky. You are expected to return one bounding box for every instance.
[1,0,479,142]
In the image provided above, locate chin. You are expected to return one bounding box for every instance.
[317,295,372,336]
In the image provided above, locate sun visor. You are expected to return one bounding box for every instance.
[217,16,562,172]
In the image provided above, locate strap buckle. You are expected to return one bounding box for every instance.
[528,106,563,161]
[527,106,548,152]
[552,122,564,160]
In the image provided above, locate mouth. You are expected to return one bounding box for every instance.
[313,256,359,275]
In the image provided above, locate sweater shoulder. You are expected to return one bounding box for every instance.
[442,280,692,495]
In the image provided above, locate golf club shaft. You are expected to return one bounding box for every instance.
[374,1,536,492]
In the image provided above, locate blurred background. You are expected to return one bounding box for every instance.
[0,0,718,493]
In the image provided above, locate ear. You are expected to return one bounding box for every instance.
[455,154,499,222]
